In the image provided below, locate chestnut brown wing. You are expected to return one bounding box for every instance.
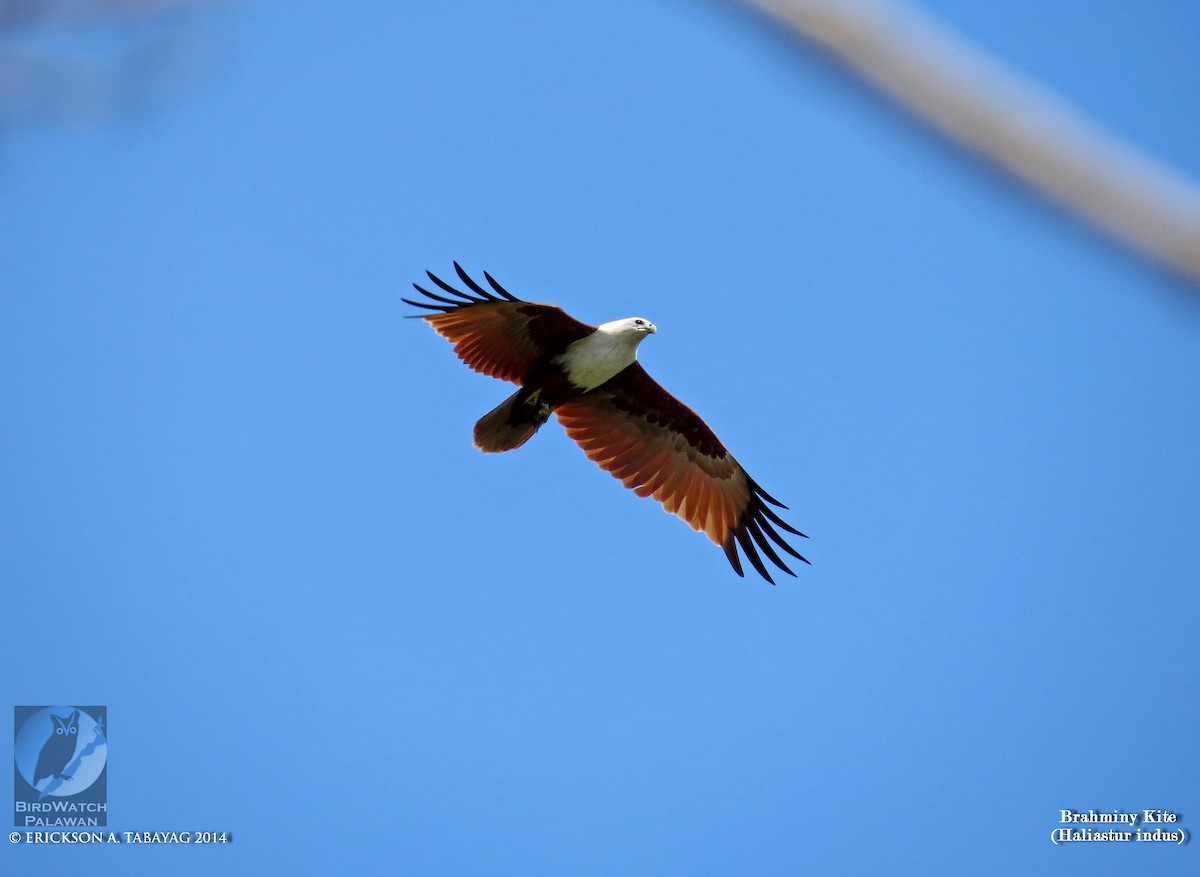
[555,363,808,583]
[404,263,595,383]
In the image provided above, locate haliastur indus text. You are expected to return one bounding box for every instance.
[403,264,809,583]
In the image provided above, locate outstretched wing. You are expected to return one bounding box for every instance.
[403,263,595,383]
[555,363,808,583]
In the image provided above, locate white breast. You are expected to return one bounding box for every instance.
[555,328,644,391]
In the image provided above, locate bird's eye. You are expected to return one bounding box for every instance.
[634,319,644,325]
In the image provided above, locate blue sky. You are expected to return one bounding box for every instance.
[2,0,1197,874]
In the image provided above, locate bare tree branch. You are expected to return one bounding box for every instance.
[743,0,1200,284]
[0,0,228,131]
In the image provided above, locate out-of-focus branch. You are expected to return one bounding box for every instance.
[743,0,1200,284]
[0,0,228,131]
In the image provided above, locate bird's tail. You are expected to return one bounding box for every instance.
[473,388,553,453]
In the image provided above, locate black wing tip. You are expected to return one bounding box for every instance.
[400,296,448,314]
[724,529,773,585]
[747,479,809,539]
[404,264,524,313]
[745,518,798,579]
[721,482,810,582]
[721,538,746,578]
[747,475,789,509]
[482,270,519,301]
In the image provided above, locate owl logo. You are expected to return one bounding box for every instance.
[13,706,107,803]
[33,709,80,787]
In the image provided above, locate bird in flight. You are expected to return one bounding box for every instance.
[403,264,809,583]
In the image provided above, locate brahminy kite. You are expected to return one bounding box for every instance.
[403,264,809,583]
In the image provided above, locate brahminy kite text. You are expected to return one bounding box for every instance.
[403,264,809,583]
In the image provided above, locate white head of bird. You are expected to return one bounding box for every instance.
[558,316,657,391]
